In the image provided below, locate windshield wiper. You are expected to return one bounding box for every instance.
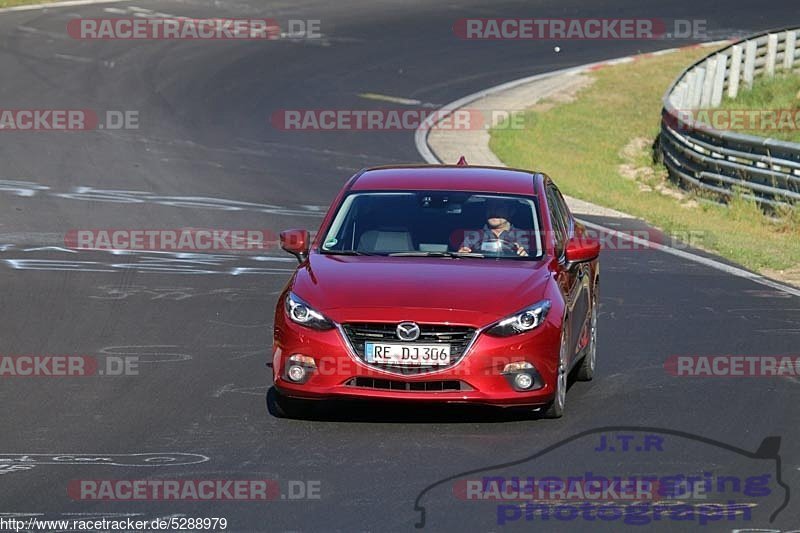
[322,250,381,256]
[387,251,485,258]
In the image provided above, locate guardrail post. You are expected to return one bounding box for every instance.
[692,67,707,108]
[728,44,743,98]
[673,83,687,109]
[711,54,727,106]
[685,71,698,108]
[743,40,757,87]
[766,34,778,76]
[700,58,716,107]
[784,31,797,70]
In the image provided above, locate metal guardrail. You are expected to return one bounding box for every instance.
[659,27,800,207]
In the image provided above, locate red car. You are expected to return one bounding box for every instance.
[269,163,600,419]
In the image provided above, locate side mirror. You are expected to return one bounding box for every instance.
[564,236,600,265]
[280,229,310,263]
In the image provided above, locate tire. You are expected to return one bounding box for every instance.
[576,293,598,382]
[543,330,569,419]
[267,387,311,419]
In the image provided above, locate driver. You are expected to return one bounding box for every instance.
[458,199,529,256]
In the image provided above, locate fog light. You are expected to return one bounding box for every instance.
[514,373,534,390]
[287,364,307,382]
[285,354,316,384]
[502,361,543,392]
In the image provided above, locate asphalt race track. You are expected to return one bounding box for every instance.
[0,0,798,531]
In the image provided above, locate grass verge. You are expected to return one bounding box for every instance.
[713,72,800,142]
[489,46,800,286]
[0,0,54,8]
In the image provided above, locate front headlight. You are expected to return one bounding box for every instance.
[486,300,551,337]
[284,292,334,330]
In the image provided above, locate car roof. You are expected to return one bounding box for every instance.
[350,165,539,195]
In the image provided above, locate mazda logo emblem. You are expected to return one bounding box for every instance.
[396,322,421,341]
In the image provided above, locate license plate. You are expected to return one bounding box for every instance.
[364,343,451,366]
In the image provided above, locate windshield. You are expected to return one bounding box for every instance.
[320,191,543,260]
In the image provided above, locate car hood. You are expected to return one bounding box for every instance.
[291,253,553,325]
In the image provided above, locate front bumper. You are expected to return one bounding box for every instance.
[272,313,562,407]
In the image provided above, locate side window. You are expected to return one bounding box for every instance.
[546,185,567,258]
[552,185,573,237]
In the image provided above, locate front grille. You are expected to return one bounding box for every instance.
[345,377,472,392]
[341,322,477,374]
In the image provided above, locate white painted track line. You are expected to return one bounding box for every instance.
[0,0,128,14]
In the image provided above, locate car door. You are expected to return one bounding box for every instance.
[546,183,588,367]
[551,183,591,362]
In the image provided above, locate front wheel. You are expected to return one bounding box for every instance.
[576,293,598,382]
[543,330,569,419]
[267,387,312,419]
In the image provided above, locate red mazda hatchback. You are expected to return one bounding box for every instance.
[269,163,600,418]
